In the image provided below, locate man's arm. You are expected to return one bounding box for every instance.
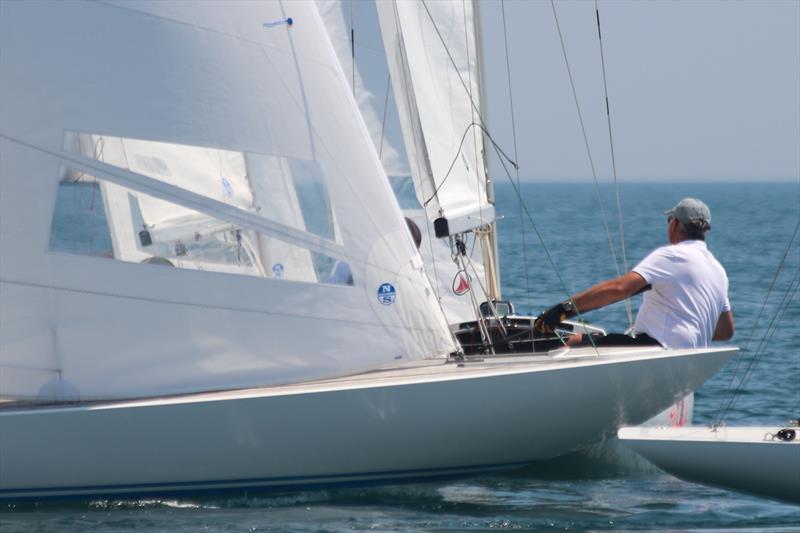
[713,310,735,341]
[533,272,649,334]
[570,272,649,314]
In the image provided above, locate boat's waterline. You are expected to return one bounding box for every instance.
[1,346,735,501]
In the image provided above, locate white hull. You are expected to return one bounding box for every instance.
[0,346,734,500]
[618,425,800,504]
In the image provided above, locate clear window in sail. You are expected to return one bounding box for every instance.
[49,168,353,286]
[62,131,341,243]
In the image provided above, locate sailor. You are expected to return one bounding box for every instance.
[534,198,734,348]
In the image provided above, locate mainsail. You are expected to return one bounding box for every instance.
[0,0,454,401]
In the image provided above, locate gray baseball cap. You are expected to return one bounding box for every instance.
[666,198,711,230]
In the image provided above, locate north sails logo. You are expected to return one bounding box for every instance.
[377,283,396,305]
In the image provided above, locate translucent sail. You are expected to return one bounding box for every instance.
[393,179,488,324]
[0,0,455,401]
[375,0,495,234]
[315,0,408,178]
[317,0,493,324]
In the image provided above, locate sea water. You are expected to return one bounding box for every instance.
[2,182,798,531]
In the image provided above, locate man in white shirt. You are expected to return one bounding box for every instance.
[534,198,734,348]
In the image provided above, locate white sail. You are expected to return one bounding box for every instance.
[318,0,491,323]
[375,0,495,234]
[393,178,488,324]
[0,0,455,401]
[315,0,408,178]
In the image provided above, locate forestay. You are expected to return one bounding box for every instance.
[0,0,454,401]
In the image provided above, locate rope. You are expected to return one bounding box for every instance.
[423,122,518,207]
[714,219,800,425]
[489,140,600,354]
[464,237,508,337]
[453,237,494,353]
[594,0,633,327]
[500,0,532,314]
[549,0,628,321]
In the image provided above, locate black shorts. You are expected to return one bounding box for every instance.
[579,332,662,347]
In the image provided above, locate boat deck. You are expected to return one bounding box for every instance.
[619,425,799,444]
[1,345,737,412]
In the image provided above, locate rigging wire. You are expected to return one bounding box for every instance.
[349,0,355,96]
[714,219,800,425]
[719,267,800,424]
[594,0,633,327]
[453,237,495,352]
[489,140,600,353]
[413,1,594,351]
[417,114,599,352]
[500,0,532,314]
[463,236,507,335]
[549,0,631,324]
[423,122,518,207]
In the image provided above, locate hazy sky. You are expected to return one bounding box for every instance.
[479,0,800,182]
[348,0,799,183]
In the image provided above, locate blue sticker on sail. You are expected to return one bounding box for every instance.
[272,263,284,278]
[377,283,396,305]
[221,177,233,198]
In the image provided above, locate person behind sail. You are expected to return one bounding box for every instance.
[404,216,422,251]
[534,198,734,348]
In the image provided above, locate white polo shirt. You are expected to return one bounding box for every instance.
[632,240,730,349]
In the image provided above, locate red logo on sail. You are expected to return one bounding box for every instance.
[452,271,471,295]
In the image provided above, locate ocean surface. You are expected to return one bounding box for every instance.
[3,182,799,532]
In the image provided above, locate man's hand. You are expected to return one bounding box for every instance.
[534,301,577,334]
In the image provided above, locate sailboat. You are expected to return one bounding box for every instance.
[618,424,800,504]
[619,229,800,505]
[0,1,735,501]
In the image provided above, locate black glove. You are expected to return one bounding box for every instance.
[534,301,577,334]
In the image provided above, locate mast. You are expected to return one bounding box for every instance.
[473,0,501,302]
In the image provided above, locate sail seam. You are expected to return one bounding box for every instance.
[0,278,449,335]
